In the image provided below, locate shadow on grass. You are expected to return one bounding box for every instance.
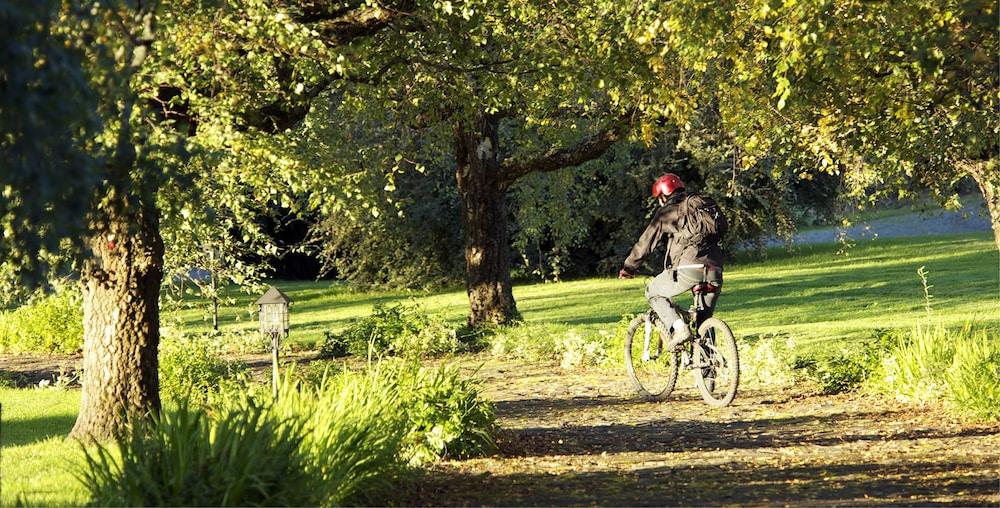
[404,457,996,506]
[1,413,77,447]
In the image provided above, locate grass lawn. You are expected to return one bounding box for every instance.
[0,388,87,506]
[170,232,999,356]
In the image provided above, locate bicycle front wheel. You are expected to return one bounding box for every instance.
[693,317,739,407]
[624,314,679,401]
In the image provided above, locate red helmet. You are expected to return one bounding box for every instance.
[651,173,684,198]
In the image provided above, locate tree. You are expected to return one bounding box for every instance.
[68,0,184,440]
[150,0,676,326]
[281,0,669,325]
[1,0,171,440]
[641,0,999,249]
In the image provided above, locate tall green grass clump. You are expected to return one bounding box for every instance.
[272,361,496,502]
[78,403,317,506]
[872,323,956,403]
[270,366,409,506]
[0,284,83,353]
[78,359,498,507]
[944,328,1000,420]
[872,322,1000,420]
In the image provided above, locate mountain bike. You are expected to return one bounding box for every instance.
[623,269,740,408]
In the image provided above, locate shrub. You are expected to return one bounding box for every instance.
[319,302,459,359]
[286,358,345,388]
[804,353,871,394]
[487,324,557,359]
[799,337,889,395]
[945,329,1000,420]
[212,329,272,355]
[557,317,629,370]
[391,362,497,464]
[159,335,249,407]
[486,319,623,369]
[0,262,32,310]
[868,322,1000,421]
[320,330,351,358]
[740,333,799,388]
[78,403,317,507]
[271,360,496,503]
[0,284,83,354]
[79,357,497,507]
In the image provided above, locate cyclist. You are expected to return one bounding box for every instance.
[618,173,726,351]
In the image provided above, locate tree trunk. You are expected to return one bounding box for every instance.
[70,201,164,441]
[960,159,1000,252]
[454,115,520,327]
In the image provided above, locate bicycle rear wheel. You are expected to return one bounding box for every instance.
[693,317,739,407]
[624,313,679,400]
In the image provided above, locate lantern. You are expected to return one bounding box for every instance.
[256,286,291,337]
[256,286,291,398]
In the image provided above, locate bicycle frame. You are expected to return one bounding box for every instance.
[639,277,712,361]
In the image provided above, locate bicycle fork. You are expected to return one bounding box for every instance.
[642,313,663,362]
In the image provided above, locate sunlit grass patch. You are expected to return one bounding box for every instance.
[0,388,87,507]
[168,232,999,364]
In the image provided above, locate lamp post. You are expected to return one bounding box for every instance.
[256,286,291,398]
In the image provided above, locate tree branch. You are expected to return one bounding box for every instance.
[241,79,332,133]
[235,2,416,133]
[296,1,416,45]
[499,115,633,188]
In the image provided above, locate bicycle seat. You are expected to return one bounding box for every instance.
[692,282,719,294]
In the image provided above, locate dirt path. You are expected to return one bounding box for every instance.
[407,356,1000,506]
[5,353,998,505]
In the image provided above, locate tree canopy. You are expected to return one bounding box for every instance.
[0,1,100,280]
[641,0,999,247]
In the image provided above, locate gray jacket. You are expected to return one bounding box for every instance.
[623,191,725,273]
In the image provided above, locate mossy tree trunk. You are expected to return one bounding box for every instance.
[70,202,164,440]
[454,114,520,327]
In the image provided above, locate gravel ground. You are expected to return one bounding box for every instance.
[405,356,1000,506]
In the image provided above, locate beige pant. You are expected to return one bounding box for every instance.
[645,265,722,329]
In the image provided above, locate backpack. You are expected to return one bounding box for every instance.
[678,193,728,248]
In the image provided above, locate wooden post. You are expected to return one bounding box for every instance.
[271,332,279,399]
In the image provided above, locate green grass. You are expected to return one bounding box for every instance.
[162,281,471,349]
[0,388,88,506]
[170,232,1000,357]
